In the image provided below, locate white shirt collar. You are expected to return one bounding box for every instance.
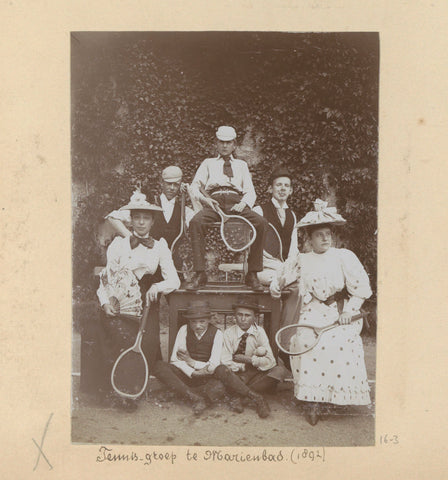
[218,154,235,162]
[271,197,289,209]
[132,231,150,239]
[236,324,256,338]
[194,330,207,340]
[160,193,176,205]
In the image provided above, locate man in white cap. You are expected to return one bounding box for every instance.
[187,126,267,291]
[106,165,194,249]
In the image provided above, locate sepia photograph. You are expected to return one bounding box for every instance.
[71,31,379,447]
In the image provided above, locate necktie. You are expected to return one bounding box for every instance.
[130,235,155,250]
[277,208,286,226]
[222,156,234,178]
[236,332,249,355]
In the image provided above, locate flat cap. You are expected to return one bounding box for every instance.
[162,166,183,183]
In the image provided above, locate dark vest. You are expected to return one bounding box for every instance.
[151,196,182,248]
[261,200,295,259]
[186,324,218,362]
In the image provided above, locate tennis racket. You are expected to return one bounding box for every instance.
[275,312,368,356]
[200,187,256,252]
[110,293,151,399]
[264,222,283,261]
[171,190,194,274]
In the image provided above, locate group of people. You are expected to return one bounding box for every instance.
[81,125,373,426]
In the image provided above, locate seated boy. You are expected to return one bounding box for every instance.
[153,300,225,415]
[253,167,299,285]
[253,167,302,335]
[214,296,287,418]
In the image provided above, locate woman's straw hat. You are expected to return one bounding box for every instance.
[119,190,163,212]
[297,199,346,228]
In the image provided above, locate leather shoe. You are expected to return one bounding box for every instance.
[304,402,320,426]
[245,272,264,292]
[249,392,270,418]
[191,395,207,416]
[186,272,207,290]
[229,396,244,414]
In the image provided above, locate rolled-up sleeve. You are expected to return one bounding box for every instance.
[190,160,210,204]
[201,329,224,373]
[170,325,195,377]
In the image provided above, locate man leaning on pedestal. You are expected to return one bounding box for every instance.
[187,126,268,291]
[106,166,194,249]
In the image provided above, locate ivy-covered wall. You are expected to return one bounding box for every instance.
[72,32,378,302]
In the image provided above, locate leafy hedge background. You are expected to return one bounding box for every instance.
[72,32,378,304]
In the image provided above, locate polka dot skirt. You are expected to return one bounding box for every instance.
[291,320,370,406]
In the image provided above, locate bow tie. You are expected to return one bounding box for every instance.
[130,235,155,250]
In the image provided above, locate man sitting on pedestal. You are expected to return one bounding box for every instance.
[187,126,267,291]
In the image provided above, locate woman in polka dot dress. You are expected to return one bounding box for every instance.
[274,200,372,425]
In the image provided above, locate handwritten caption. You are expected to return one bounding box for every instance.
[96,446,325,465]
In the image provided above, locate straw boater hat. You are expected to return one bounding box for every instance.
[297,199,346,228]
[232,295,264,313]
[119,190,163,212]
[183,300,212,320]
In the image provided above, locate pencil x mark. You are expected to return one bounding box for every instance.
[32,413,53,471]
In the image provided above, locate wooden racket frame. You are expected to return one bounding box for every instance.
[170,189,186,272]
[199,186,256,252]
[110,292,151,399]
[266,222,284,261]
[275,312,367,356]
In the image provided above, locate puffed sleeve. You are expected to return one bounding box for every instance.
[153,238,181,295]
[339,248,372,313]
[96,237,123,306]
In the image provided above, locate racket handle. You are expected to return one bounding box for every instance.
[140,300,152,333]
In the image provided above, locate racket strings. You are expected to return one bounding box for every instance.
[222,219,255,251]
[111,351,148,396]
[277,325,320,355]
